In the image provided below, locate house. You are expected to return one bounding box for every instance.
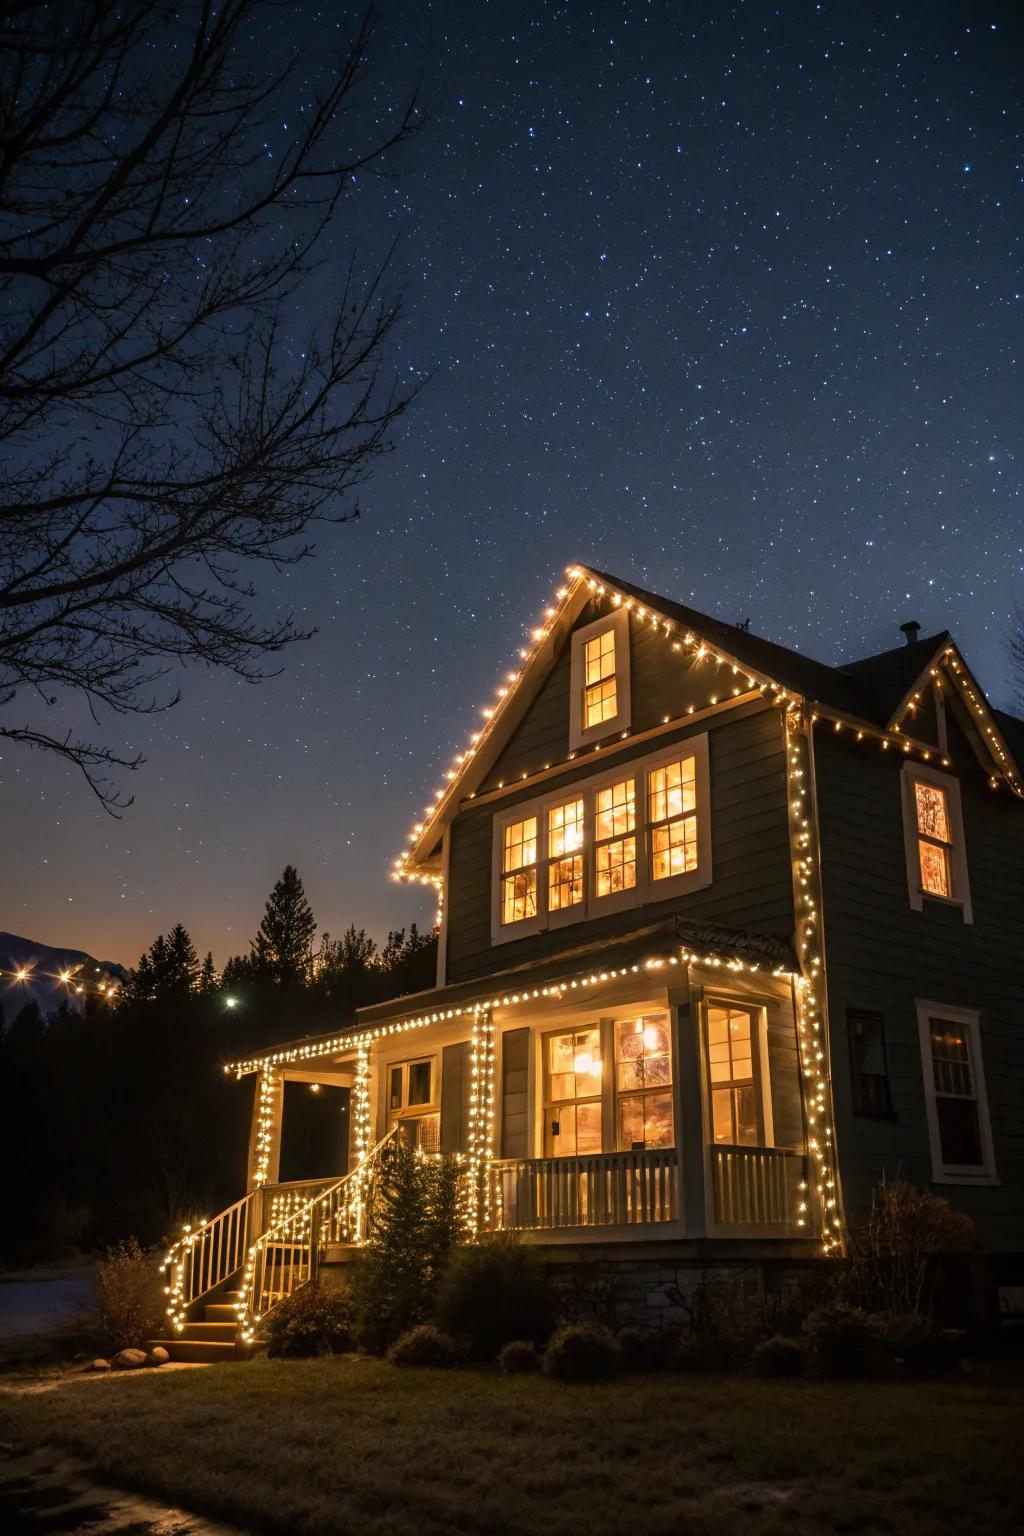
[157,564,1024,1358]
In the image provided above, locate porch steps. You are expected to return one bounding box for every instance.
[146,1289,249,1364]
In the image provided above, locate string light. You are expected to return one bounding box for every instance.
[465,1008,495,1236]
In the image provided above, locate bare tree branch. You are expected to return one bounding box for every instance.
[0,0,422,811]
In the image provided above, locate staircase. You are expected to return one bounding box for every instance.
[147,1290,248,1363]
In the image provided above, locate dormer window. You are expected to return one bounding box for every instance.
[569,608,630,751]
[901,762,972,922]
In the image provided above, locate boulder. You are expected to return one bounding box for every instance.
[90,1358,111,1372]
[112,1347,147,1370]
[146,1347,170,1366]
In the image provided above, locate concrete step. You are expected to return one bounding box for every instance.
[146,1337,242,1364]
[180,1321,237,1342]
[204,1303,240,1323]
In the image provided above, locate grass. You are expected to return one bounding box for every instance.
[2,1356,1023,1536]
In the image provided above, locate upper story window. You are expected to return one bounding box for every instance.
[569,608,631,751]
[900,763,972,922]
[490,735,711,944]
[916,1002,996,1183]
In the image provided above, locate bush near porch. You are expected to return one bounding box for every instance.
[2,1357,1022,1536]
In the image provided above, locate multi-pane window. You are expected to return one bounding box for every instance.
[545,1028,603,1156]
[847,1009,895,1119]
[648,755,698,882]
[501,815,538,924]
[595,778,637,896]
[616,1014,674,1149]
[706,1005,759,1146]
[583,629,617,729]
[914,781,953,898]
[547,797,585,911]
[927,1017,984,1169]
[387,1059,439,1152]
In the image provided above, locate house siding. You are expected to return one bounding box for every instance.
[815,709,1024,1254]
[446,701,793,982]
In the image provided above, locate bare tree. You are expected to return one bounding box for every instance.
[0,0,419,809]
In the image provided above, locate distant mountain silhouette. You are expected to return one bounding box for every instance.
[0,931,126,1021]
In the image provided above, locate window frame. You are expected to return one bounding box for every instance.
[847,1008,896,1121]
[916,1001,997,1184]
[537,1012,676,1158]
[900,762,972,923]
[700,997,774,1151]
[490,734,712,943]
[569,608,631,751]
[540,1024,605,1158]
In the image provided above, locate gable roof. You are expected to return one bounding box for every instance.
[395,564,1023,877]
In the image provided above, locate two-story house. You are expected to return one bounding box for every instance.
[159,564,1024,1358]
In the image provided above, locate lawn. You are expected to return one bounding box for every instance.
[2,1356,1022,1536]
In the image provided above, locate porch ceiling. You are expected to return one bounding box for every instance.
[223,915,797,1077]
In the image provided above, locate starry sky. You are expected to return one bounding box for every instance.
[3,1,1021,969]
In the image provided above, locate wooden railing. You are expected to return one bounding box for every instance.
[237,1127,399,1342]
[711,1144,807,1230]
[485,1149,678,1232]
[164,1193,254,1332]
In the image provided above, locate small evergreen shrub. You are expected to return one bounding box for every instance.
[499,1339,542,1374]
[876,1312,963,1376]
[616,1326,669,1372]
[265,1282,355,1358]
[435,1238,553,1359]
[87,1238,165,1356]
[388,1324,461,1368]
[542,1323,621,1384]
[751,1334,808,1379]
[804,1306,881,1380]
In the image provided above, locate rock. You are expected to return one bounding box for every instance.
[146,1347,170,1366]
[112,1347,147,1370]
[90,1358,111,1372]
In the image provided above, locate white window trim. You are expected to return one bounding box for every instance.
[915,1001,997,1185]
[700,996,775,1150]
[900,761,972,923]
[490,733,712,944]
[569,607,631,752]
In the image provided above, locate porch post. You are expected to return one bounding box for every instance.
[670,985,707,1235]
[466,1007,496,1234]
[246,1065,283,1192]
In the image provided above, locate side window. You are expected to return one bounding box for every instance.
[847,1009,895,1120]
[500,815,538,925]
[387,1058,439,1152]
[703,1002,771,1148]
[901,764,972,921]
[916,1003,996,1181]
[615,1014,673,1150]
[543,1028,603,1157]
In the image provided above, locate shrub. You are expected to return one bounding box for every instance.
[349,1141,466,1353]
[667,1334,737,1374]
[875,1311,963,1376]
[751,1334,808,1379]
[499,1339,542,1374]
[435,1239,553,1359]
[840,1175,978,1316]
[265,1282,355,1358]
[86,1238,165,1356]
[543,1323,621,1384]
[804,1306,881,1380]
[388,1324,461,1368]
[616,1326,669,1372]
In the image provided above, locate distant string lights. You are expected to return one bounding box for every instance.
[0,962,119,999]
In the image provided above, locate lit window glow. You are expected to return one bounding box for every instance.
[583,629,617,728]
[915,781,952,897]
[502,815,538,923]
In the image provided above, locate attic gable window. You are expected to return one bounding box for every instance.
[900,762,972,922]
[569,607,631,751]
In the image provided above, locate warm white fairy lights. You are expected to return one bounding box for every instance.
[251,1066,280,1187]
[784,708,844,1254]
[464,1008,495,1235]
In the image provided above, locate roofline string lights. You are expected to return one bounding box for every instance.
[224,944,791,1079]
[785,707,844,1254]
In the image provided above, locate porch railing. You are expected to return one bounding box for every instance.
[711,1144,807,1230]
[163,1192,255,1332]
[485,1149,678,1232]
[237,1126,399,1342]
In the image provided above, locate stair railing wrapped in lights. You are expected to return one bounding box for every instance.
[163,1192,255,1334]
[236,1126,400,1344]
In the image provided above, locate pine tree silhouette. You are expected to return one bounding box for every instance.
[251,865,317,985]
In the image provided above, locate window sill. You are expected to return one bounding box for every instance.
[931,1172,1000,1188]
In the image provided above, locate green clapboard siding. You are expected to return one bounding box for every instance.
[440,1040,471,1155]
[500,1026,530,1159]
[815,705,1024,1253]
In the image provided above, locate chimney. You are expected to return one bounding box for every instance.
[900,620,921,647]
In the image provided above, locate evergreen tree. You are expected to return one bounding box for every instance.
[251,865,317,985]
[159,924,201,995]
[220,953,255,989]
[197,952,217,995]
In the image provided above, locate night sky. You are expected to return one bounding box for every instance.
[3,2,1021,969]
